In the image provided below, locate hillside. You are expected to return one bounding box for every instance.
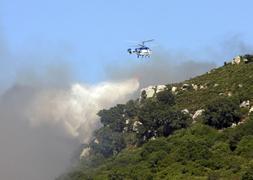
[57,55,253,180]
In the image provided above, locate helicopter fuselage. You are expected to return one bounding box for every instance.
[127,39,154,58]
[128,47,152,58]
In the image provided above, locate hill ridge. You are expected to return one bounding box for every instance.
[57,54,253,180]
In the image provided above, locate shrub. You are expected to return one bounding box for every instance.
[235,135,253,158]
[242,161,253,180]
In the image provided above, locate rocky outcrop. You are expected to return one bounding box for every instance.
[200,84,208,90]
[231,56,242,65]
[181,109,190,114]
[192,84,198,91]
[240,100,250,108]
[133,121,142,133]
[181,84,190,91]
[249,107,253,114]
[140,86,156,98]
[80,147,91,158]
[156,85,167,93]
[230,55,253,65]
[171,86,177,94]
[140,85,168,99]
[192,109,205,120]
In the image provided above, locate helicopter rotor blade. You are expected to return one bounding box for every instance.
[142,39,154,44]
[138,44,145,47]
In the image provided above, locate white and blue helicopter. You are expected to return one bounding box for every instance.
[127,39,154,58]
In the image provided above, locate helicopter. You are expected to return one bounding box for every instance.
[127,39,154,58]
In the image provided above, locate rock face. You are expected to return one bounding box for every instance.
[192,109,205,120]
[240,100,250,108]
[156,85,167,93]
[232,56,242,65]
[141,86,156,98]
[140,85,168,100]
[249,107,253,114]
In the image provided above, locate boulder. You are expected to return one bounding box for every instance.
[140,85,168,99]
[94,138,99,144]
[150,136,156,140]
[171,86,177,94]
[80,147,91,158]
[181,84,190,90]
[231,123,237,128]
[140,86,155,98]
[133,121,142,132]
[200,85,207,89]
[192,109,205,120]
[240,100,250,108]
[249,107,253,114]
[231,56,242,65]
[192,84,198,90]
[123,126,128,132]
[156,85,167,93]
[181,109,190,114]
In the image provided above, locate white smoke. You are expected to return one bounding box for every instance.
[26,79,139,143]
[0,78,139,180]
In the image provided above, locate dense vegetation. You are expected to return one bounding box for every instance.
[203,97,242,129]
[57,56,253,180]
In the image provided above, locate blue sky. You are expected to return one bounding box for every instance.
[1,0,253,83]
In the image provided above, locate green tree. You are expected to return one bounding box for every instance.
[97,104,126,132]
[125,100,138,118]
[91,127,126,157]
[156,90,175,106]
[203,97,242,129]
[138,98,191,140]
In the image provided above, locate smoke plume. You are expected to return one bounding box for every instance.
[107,51,216,89]
[26,79,139,143]
[0,70,139,180]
